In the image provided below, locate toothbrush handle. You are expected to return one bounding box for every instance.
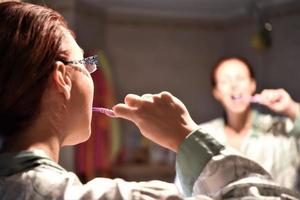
[92,107,116,118]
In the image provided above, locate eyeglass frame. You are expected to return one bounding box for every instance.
[62,55,100,74]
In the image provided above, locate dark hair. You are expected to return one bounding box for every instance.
[0,2,71,138]
[210,56,255,88]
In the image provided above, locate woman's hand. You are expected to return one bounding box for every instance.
[253,88,299,121]
[112,91,199,152]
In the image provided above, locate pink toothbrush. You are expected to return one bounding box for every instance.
[250,95,261,103]
[92,107,116,118]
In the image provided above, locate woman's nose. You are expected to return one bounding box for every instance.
[229,81,239,90]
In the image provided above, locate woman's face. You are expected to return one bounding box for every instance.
[213,59,256,114]
[60,31,94,145]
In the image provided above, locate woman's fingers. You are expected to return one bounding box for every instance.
[114,93,153,120]
[112,91,198,151]
[256,89,284,106]
[113,103,136,121]
[124,94,142,107]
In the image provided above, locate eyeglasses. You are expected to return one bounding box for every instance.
[62,55,99,74]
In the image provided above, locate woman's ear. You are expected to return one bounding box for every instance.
[52,61,72,100]
[251,79,257,94]
[212,87,221,102]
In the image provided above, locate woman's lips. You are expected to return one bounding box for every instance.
[231,95,243,101]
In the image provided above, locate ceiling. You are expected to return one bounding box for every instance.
[82,0,300,21]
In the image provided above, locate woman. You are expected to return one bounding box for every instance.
[199,57,300,190]
[0,2,299,199]
[0,1,195,199]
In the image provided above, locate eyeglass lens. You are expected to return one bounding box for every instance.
[84,56,99,73]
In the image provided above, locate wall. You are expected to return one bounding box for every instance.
[69,1,300,171]
[104,21,225,121]
[222,13,300,101]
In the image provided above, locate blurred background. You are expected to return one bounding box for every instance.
[6,0,300,182]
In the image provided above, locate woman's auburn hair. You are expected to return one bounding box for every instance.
[0,1,71,137]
